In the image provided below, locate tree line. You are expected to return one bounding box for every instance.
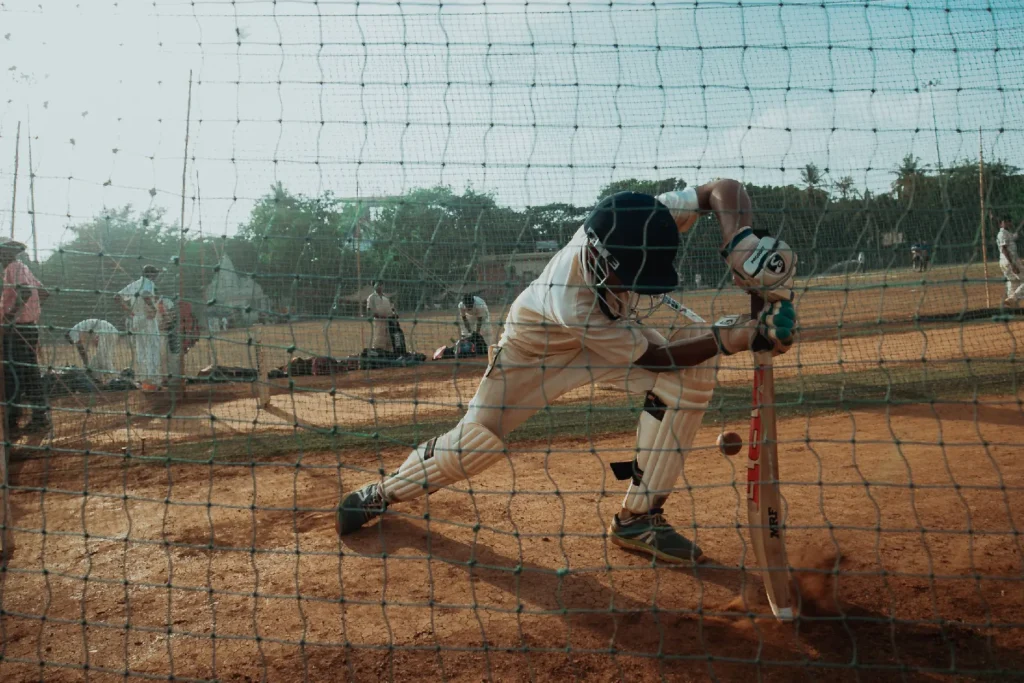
[34,157,1024,329]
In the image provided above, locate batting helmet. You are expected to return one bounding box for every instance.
[583,191,680,294]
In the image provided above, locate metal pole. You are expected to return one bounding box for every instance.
[9,122,20,238]
[176,72,193,395]
[979,127,990,308]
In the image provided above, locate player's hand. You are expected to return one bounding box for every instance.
[712,300,797,356]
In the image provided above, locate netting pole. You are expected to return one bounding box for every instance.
[27,119,38,264]
[979,127,991,308]
[8,121,19,238]
[356,210,365,349]
[254,328,270,409]
[0,124,13,563]
[175,72,193,396]
[0,319,9,565]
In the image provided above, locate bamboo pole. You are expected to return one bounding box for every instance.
[0,124,17,564]
[27,121,38,263]
[979,127,990,309]
[175,72,193,396]
[9,122,20,238]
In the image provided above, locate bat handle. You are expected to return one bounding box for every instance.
[750,292,766,318]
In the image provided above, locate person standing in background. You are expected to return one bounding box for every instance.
[0,237,50,434]
[158,297,200,380]
[116,265,162,390]
[366,281,395,351]
[997,215,1024,308]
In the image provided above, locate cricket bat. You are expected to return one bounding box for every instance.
[747,299,794,621]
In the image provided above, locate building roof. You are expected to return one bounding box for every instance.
[476,251,560,266]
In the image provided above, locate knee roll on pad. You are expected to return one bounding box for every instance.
[619,368,715,514]
[382,421,507,503]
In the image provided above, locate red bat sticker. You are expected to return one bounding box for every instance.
[747,367,764,506]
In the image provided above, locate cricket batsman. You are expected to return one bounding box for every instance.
[337,180,798,564]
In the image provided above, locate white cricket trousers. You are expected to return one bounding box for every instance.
[465,328,675,438]
[1003,262,1024,302]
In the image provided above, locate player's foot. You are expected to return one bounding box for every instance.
[336,482,388,535]
[25,415,51,434]
[609,508,704,565]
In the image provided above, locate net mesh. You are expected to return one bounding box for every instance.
[1,0,1024,680]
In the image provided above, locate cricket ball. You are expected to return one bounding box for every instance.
[716,431,743,456]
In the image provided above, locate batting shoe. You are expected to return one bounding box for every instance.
[336,482,388,535]
[609,508,704,565]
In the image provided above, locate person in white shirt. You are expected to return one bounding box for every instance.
[458,294,492,346]
[338,182,798,568]
[65,319,120,375]
[116,265,162,389]
[997,215,1024,307]
[366,281,396,351]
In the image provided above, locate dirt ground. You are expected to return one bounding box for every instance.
[38,263,1011,378]
[34,316,1024,456]
[2,396,1023,682]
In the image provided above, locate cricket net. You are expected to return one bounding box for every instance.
[1,1,1023,680]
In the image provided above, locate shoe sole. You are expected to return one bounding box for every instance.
[609,529,704,566]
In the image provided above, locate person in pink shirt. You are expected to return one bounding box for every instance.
[0,237,50,434]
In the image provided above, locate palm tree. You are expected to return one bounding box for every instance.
[892,154,923,204]
[833,175,856,201]
[800,163,824,194]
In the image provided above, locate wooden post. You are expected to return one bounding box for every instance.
[9,122,20,239]
[0,125,15,563]
[254,328,270,409]
[175,72,193,397]
[355,209,365,349]
[979,128,991,309]
[0,324,10,564]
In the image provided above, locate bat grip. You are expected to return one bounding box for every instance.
[750,293,766,318]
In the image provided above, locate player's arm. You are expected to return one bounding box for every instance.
[635,302,797,371]
[695,178,754,245]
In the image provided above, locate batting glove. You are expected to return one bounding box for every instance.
[712,300,797,356]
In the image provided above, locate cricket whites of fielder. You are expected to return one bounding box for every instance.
[337,180,798,564]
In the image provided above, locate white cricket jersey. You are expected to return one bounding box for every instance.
[366,292,394,317]
[118,277,156,318]
[998,228,1018,265]
[69,319,118,344]
[500,227,649,367]
[459,296,490,323]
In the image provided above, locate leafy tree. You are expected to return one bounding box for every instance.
[892,154,925,204]
[237,183,362,314]
[39,205,180,330]
[596,178,687,202]
[833,175,856,201]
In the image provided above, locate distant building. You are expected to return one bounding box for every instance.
[475,251,560,295]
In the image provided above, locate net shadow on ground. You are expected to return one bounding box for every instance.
[339,516,1024,680]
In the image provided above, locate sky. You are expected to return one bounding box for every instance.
[2,0,1023,260]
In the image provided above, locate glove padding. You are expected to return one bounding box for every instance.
[712,300,797,356]
[720,229,797,303]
